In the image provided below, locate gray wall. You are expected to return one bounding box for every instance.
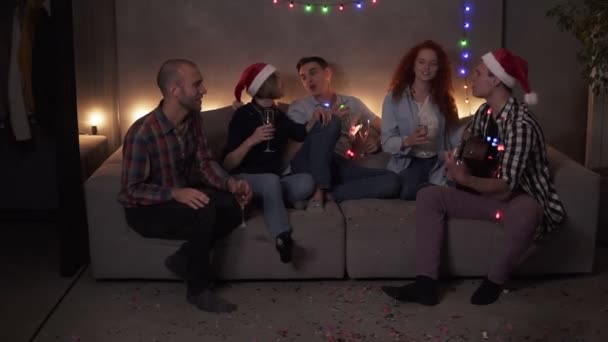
[72,0,120,152]
[74,0,587,162]
[506,0,587,162]
[112,0,500,133]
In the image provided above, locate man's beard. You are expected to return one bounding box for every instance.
[181,97,201,112]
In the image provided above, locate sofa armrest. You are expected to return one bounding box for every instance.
[544,146,599,271]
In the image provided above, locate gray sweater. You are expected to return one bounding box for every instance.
[287,94,376,157]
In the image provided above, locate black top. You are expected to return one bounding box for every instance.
[223,102,307,175]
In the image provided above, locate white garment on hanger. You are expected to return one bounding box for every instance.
[8,8,32,141]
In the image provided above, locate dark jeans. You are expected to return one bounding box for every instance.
[329,155,401,202]
[292,116,400,202]
[124,188,241,294]
[291,116,342,189]
[398,156,438,200]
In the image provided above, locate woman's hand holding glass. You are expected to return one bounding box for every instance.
[402,126,429,147]
[246,124,275,147]
[262,108,275,152]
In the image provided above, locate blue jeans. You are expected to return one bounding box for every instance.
[238,173,314,236]
[291,116,342,189]
[329,156,401,201]
[292,117,400,202]
[398,156,438,200]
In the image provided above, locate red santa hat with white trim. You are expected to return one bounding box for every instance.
[233,62,277,108]
[481,48,538,105]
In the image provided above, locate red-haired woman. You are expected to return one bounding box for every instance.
[381,40,460,200]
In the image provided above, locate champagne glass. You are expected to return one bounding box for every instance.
[358,119,371,158]
[235,191,248,228]
[417,117,430,157]
[263,108,275,152]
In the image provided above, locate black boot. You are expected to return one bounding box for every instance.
[382,275,439,306]
[470,278,502,305]
[275,231,294,263]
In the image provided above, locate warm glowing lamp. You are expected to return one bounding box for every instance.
[89,110,104,135]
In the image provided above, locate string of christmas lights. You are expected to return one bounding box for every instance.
[271,0,379,14]
[459,3,473,114]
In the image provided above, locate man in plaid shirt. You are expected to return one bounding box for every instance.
[117,59,252,313]
[382,49,566,306]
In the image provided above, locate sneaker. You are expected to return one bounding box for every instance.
[275,232,294,263]
[381,276,439,306]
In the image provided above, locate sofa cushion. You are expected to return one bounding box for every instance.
[104,146,123,165]
[199,106,235,160]
[341,144,600,279]
[212,202,345,279]
[341,199,501,279]
[86,160,345,279]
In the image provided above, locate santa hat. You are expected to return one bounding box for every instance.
[233,63,277,107]
[481,48,538,105]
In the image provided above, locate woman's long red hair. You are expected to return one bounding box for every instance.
[388,40,459,129]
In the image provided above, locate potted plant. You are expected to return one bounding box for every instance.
[547,0,608,243]
[547,0,607,96]
[547,0,608,168]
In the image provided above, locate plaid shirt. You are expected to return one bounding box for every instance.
[466,96,566,240]
[117,104,228,207]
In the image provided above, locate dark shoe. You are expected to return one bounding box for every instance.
[275,232,294,263]
[187,289,237,313]
[165,252,188,280]
[470,278,502,305]
[381,275,439,306]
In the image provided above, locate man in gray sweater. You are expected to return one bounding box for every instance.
[287,56,400,211]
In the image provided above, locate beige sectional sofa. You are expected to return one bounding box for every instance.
[84,106,599,280]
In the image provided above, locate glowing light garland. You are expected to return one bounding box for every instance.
[459,3,473,114]
[272,0,379,14]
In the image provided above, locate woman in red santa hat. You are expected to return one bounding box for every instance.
[222,63,320,263]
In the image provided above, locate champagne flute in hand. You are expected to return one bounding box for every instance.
[417,118,430,157]
[235,191,248,228]
[358,119,371,157]
[263,108,275,152]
